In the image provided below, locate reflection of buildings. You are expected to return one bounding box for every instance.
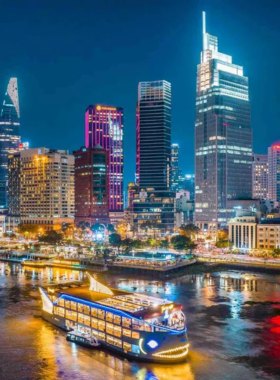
[85,105,124,214]
[195,12,252,231]
[74,145,109,225]
[0,78,21,209]
[7,148,74,231]
[252,154,268,200]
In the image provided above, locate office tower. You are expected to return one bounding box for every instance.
[85,105,123,214]
[252,154,268,200]
[184,174,195,200]
[170,143,182,191]
[74,145,109,225]
[136,80,171,190]
[195,12,252,231]
[268,142,280,204]
[127,182,139,209]
[0,78,20,209]
[8,148,74,230]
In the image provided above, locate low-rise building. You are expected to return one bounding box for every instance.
[257,219,280,249]
[228,216,257,250]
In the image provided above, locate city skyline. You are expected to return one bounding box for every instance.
[1,1,279,189]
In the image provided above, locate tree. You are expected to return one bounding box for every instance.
[179,224,200,237]
[108,233,122,253]
[91,223,105,233]
[132,239,145,249]
[146,238,159,248]
[159,238,169,249]
[77,221,90,231]
[107,224,115,234]
[61,223,74,238]
[17,223,39,237]
[272,248,280,258]
[171,235,196,251]
[216,240,232,248]
[121,238,133,253]
[217,230,228,241]
[116,222,127,239]
[39,230,63,245]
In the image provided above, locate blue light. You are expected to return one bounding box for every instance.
[147,340,158,349]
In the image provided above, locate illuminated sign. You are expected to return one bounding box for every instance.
[96,105,117,111]
[161,304,174,313]
[273,145,280,149]
[147,340,158,349]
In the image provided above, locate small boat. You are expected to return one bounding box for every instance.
[66,331,100,348]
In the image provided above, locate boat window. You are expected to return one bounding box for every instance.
[114,315,121,325]
[65,300,71,309]
[98,309,105,320]
[66,310,77,322]
[113,326,122,338]
[132,331,140,339]
[144,324,153,332]
[78,303,84,313]
[122,317,131,328]
[123,329,131,338]
[84,305,90,315]
[58,298,64,307]
[131,344,140,354]
[123,342,132,352]
[98,332,105,341]
[84,315,90,326]
[132,319,144,331]
[91,307,98,317]
[91,318,98,329]
[71,301,77,311]
[106,336,122,348]
[78,313,84,324]
[106,312,114,322]
[106,323,114,335]
[54,306,64,317]
[98,320,105,332]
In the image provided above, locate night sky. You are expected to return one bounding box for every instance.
[0,0,279,189]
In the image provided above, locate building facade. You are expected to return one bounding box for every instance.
[85,105,123,213]
[195,12,252,231]
[74,146,109,226]
[8,148,74,230]
[228,216,257,250]
[268,143,280,205]
[257,219,280,249]
[252,154,268,200]
[0,78,21,209]
[170,143,181,191]
[136,80,171,190]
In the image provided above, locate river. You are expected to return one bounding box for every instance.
[0,262,280,380]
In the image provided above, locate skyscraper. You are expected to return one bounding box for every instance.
[85,105,123,213]
[252,154,268,200]
[0,78,20,208]
[170,143,182,191]
[136,80,171,190]
[195,12,252,231]
[74,145,109,225]
[268,142,280,204]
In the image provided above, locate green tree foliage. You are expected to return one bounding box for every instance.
[107,224,115,233]
[179,224,200,237]
[272,248,280,258]
[215,240,232,248]
[159,238,169,249]
[77,221,90,231]
[17,223,39,235]
[171,235,196,251]
[108,233,122,249]
[38,230,63,245]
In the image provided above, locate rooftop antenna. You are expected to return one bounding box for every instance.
[202,11,206,50]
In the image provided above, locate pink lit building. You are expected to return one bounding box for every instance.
[85,105,124,212]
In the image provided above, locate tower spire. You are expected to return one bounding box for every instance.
[202,11,206,50]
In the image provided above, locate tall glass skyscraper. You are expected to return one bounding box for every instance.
[170,143,182,191]
[136,80,171,191]
[195,12,252,231]
[85,105,123,213]
[0,78,20,209]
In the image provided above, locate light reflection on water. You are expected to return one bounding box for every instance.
[1,262,280,379]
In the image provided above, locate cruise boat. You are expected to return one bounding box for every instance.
[39,273,189,363]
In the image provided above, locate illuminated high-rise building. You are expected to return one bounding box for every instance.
[0,78,20,208]
[268,143,280,204]
[136,80,171,190]
[170,143,181,191]
[252,154,268,200]
[195,12,252,231]
[85,105,123,213]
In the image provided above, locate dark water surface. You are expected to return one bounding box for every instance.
[0,263,280,380]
